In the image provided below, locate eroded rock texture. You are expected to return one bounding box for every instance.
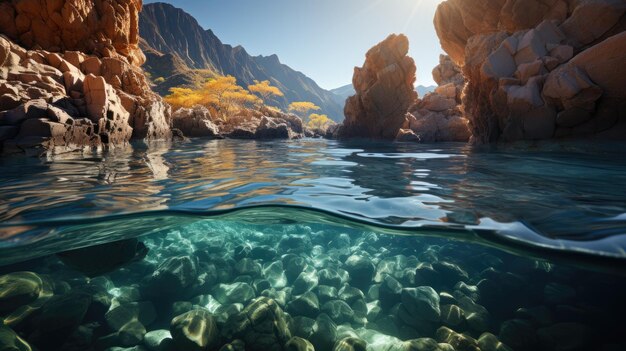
[434,0,626,142]
[0,0,171,155]
[341,34,418,139]
[400,55,471,143]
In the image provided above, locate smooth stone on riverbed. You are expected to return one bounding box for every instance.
[401,286,441,322]
[344,255,375,289]
[219,339,246,351]
[322,300,355,324]
[334,337,367,351]
[106,302,157,331]
[170,309,219,351]
[0,326,32,351]
[287,291,320,318]
[143,329,172,351]
[213,282,255,305]
[0,272,43,314]
[285,336,315,351]
[222,297,291,351]
[144,255,198,296]
[292,268,319,295]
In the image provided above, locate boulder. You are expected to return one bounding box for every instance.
[222,297,292,351]
[256,116,291,139]
[0,272,43,314]
[170,309,219,351]
[341,34,418,139]
[172,106,220,138]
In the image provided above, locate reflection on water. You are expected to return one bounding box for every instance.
[0,139,626,260]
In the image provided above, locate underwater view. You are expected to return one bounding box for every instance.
[2,0,626,350]
[1,139,626,351]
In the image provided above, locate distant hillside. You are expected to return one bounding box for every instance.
[139,3,343,121]
[330,84,437,107]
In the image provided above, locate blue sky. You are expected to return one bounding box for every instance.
[144,0,445,90]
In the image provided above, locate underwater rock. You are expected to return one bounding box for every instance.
[321,300,355,325]
[317,285,339,304]
[0,272,43,314]
[235,258,263,277]
[28,292,92,348]
[142,329,172,351]
[435,327,480,351]
[223,297,292,351]
[57,239,148,277]
[498,319,538,351]
[170,309,219,351]
[285,336,315,351]
[0,326,31,351]
[263,261,288,289]
[319,269,344,289]
[440,304,465,328]
[105,302,157,332]
[536,323,592,351]
[400,286,441,322]
[344,255,375,289]
[309,313,338,351]
[333,337,367,351]
[287,291,320,319]
[292,268,319,295]
[477,333,513,351]
[213,282,255,305]
[338,286,365,306]
[144,255,198,297]
[284,255,308,283]
[379,276,403,310]
[219,339,246,351]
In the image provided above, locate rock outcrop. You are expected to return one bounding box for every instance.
[172,105,305,140]
[0,0,171,155]
[401,55,471,142]
[434,0,626,142]
[340,34,418,139]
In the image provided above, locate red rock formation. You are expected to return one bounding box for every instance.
[0,0,171,155]
[0,0,145,66]
[341,34,418,139]
[434,0,626,142]
[401,55,470,143]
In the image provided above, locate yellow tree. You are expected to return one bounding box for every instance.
[165,75,261,119]
[288,101,321,123]
[248,80,284,103]
[307,114,335,130]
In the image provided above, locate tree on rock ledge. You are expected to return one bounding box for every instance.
[340,34,417,139]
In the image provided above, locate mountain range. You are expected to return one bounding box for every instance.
[139,2,344,121]
[330,84,437,107]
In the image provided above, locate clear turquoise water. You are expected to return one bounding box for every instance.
[1,139,625,351]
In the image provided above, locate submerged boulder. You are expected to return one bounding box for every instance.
[57,239,148,277]
[170,309,219,351]
[222,297,292,351]
[0,272,43,314]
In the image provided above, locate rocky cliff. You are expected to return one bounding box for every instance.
[139,2,344,121]
[434,0,626,142]
[400,54,470,143]
[0,0,171,155]
[340,34,418,139]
